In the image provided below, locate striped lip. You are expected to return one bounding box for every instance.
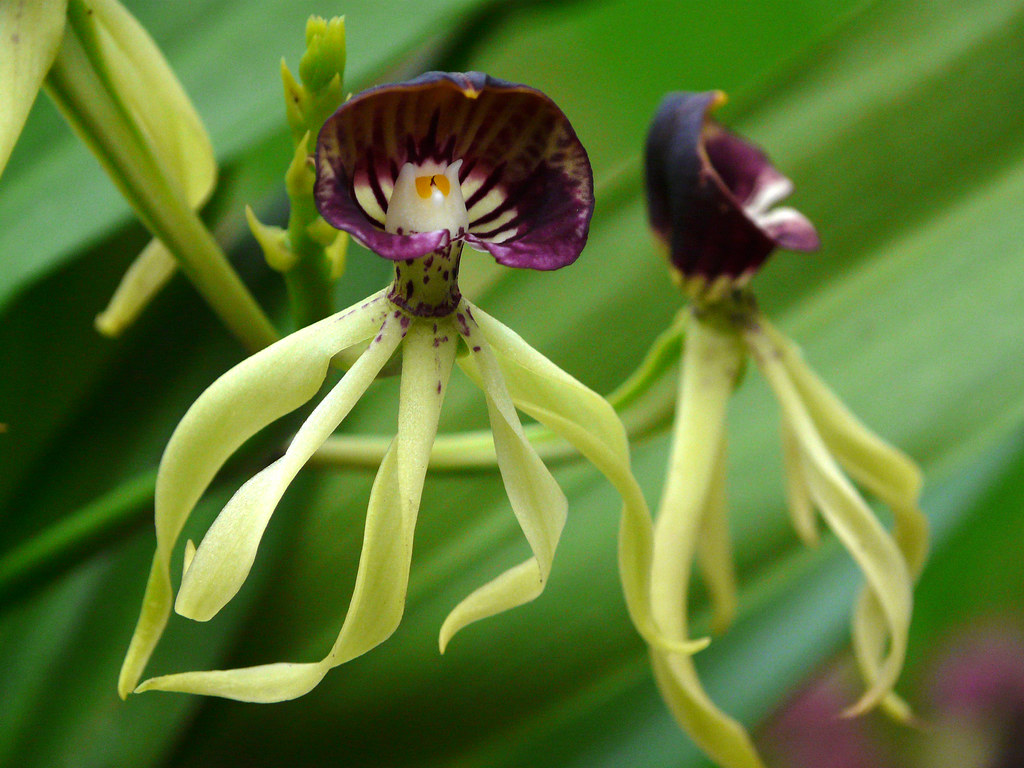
[644,91,820,285]
[315,71,594,270]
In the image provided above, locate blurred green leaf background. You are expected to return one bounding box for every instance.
[1,0,1023,766]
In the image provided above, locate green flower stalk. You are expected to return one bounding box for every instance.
[1,0,276,350]
[118,71,700,703]
[643,91,928,767]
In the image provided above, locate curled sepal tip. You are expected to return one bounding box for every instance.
[651,651,766,768]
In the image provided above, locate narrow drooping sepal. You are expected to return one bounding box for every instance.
[645,91,819,285]
[118,292,389,698]
[174,313,405,623]
[457,305,708,657]
[745,319,914,717]
[439,304,568,650]
[136,318,459,702]
[315,71,593,269]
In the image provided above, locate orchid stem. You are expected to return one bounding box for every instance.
[310,310,686,470]
[46,5,278,353]
[283,146,335,327]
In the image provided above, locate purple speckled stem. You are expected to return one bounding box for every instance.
[388,242,464,317]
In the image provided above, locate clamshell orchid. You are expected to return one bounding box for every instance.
[645,90,819,299]
[119,71,686,704]
[642,92,928,768]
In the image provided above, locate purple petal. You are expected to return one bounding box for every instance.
[315,72,593,269]
[644,91,819,284]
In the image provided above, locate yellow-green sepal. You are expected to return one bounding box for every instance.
[0,0,68,179]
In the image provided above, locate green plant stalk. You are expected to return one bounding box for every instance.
[45,5,278,353]
[310,315,685,470]
[0,471,155,607]
[284,172,334,327]
[605,310,686,411]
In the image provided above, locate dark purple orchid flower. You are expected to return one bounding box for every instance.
[644,90,819,289]
[314,71,593,271]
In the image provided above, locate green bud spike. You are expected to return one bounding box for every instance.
[299,16,345,93]
[306,71,344,143]
[305,216,338,247]
[323,230,348,282]
[279,16,345,140]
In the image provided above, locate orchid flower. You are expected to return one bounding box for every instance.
[118,72,697,703]
[643,91,929,768]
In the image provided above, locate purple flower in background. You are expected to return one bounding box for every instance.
[315,71,593,273]
[645,90,818,295]
[765,671,890,768]
[923,625,1024,768]
[640,89,925,768]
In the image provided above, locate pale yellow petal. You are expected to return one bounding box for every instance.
[175,314,404,622]
[762,319,924,536]
[746,320,913,716]
[781,416,819,546]
[651,651,765,768]
[651,313,742,647]
[641,312,764,768]
[118,293,386,698]
[0,0,67,178]
[459,305,707,655]
[137,316,457,701]
[763,319,926,719]
[695,441,738,635]
[439,307,567,650]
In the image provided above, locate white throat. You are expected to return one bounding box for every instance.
[385,160,469,236]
